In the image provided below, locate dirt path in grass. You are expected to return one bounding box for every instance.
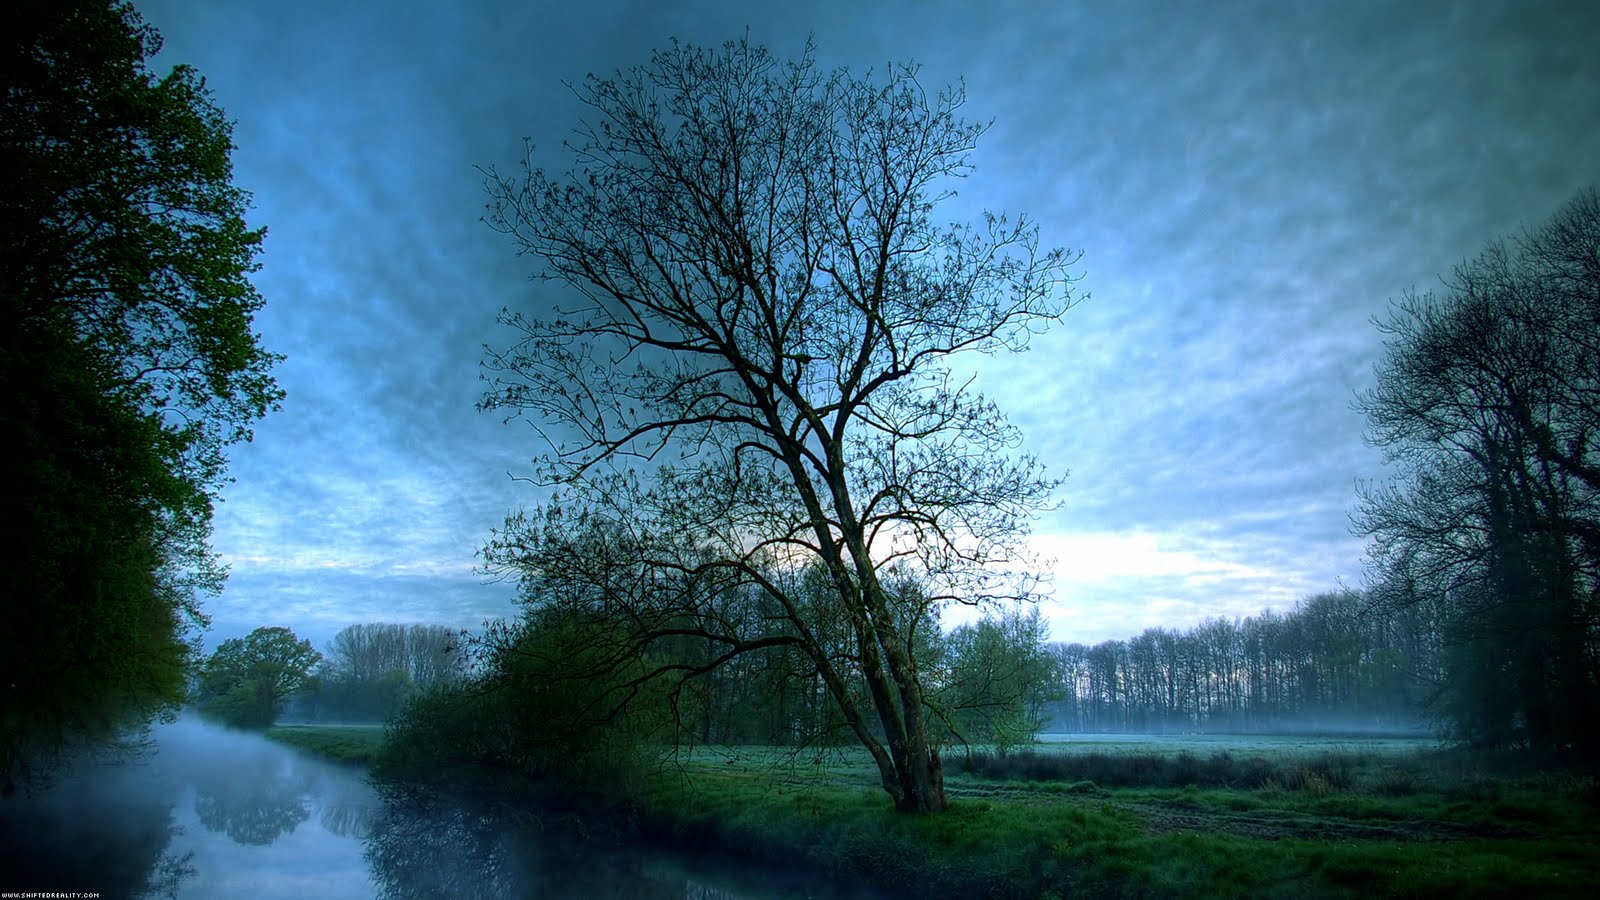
[1106,798,1530,842]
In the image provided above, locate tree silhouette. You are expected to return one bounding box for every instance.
[1357,188,1600,756]
[480,36,1079,812]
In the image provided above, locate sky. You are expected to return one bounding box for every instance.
[134,0,1600,654]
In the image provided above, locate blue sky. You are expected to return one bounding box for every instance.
[136,0,1600,653]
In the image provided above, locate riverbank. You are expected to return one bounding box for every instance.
[263,723,386,765]
[266,727,1600,898]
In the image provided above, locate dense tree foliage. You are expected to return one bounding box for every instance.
[196,627,321,729]
[1,0,281,786]
[934,606,1058,752]
[1357,188,1600,757]
[378,609,671,805]
[294,623,466,722]
[479,36,1078,813]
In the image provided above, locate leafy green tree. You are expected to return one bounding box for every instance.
[0,0,282,784]
[377,609,671,804]
[197,628,321,729]
[935,606,1057,755]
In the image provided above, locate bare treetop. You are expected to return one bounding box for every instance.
[478,35,1082,813]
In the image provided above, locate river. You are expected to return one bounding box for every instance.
[0,719,884,899]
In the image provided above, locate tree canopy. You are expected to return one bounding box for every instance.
[1357,187,1600,757]
[1,0,281,785]
[196,627,321,730]
[479,36,1079,812]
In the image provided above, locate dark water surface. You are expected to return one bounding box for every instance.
[0,720,882,899]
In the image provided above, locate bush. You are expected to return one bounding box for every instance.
[375,610,672,808]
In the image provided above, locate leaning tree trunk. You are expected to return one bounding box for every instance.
[855,577,949,813]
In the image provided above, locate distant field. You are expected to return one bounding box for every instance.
[265,723,385,765]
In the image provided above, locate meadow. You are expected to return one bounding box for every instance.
[264,723,386,765]
[268,727,1600,898]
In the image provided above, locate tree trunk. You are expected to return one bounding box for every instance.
[855,580,949,813]
[894,723,947,813]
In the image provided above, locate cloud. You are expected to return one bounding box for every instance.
[137,0,1600,654]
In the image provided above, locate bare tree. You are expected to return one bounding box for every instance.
[478,37,1080,812]
[1357,188,1600,755]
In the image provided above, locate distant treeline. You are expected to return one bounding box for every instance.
[1042,590,1433,734]
[290,623,468,723]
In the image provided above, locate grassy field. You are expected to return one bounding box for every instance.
[266,726,1600,897]
[263,723,386,765]
[646,738,1600,898]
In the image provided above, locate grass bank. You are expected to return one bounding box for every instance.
[263,723,386,765]
[266,725,1600,897]
[632,744,1600,898]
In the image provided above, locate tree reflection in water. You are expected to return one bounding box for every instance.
[366,790,698,900]
[142,847,199,899]
[0,748,184,898]
[364,788,887,900]
[190,752,311,845]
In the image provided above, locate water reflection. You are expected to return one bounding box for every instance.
[1,721,884,899]
[0,748,180,898]
[191,757,310,845]
[0,719,378,898]
[366,792,735,900]
[364,790,888,900]
[143,847,200,899]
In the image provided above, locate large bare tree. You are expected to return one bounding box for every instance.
[1357,188,1600,755]
[478,37,1080,812]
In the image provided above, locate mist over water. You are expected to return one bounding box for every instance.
[1,718,377,898]
[0,720,886,899]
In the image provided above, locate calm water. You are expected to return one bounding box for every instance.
[0,720,883,899]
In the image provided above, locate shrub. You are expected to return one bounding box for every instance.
[375,610,672,808]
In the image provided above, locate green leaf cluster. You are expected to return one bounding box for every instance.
[1,1,281,785]
[196,627,321,730]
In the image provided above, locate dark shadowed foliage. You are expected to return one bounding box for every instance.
[376,607,672,811]
[0,0,282,788]
[1357,188,1600,758]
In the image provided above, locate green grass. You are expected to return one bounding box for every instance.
[314,725,1600,897]
[264,723,386,765]
[624,742,1600,899]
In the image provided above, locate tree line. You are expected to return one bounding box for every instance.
[194,623,468,729]
[1042,590,1432,734]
